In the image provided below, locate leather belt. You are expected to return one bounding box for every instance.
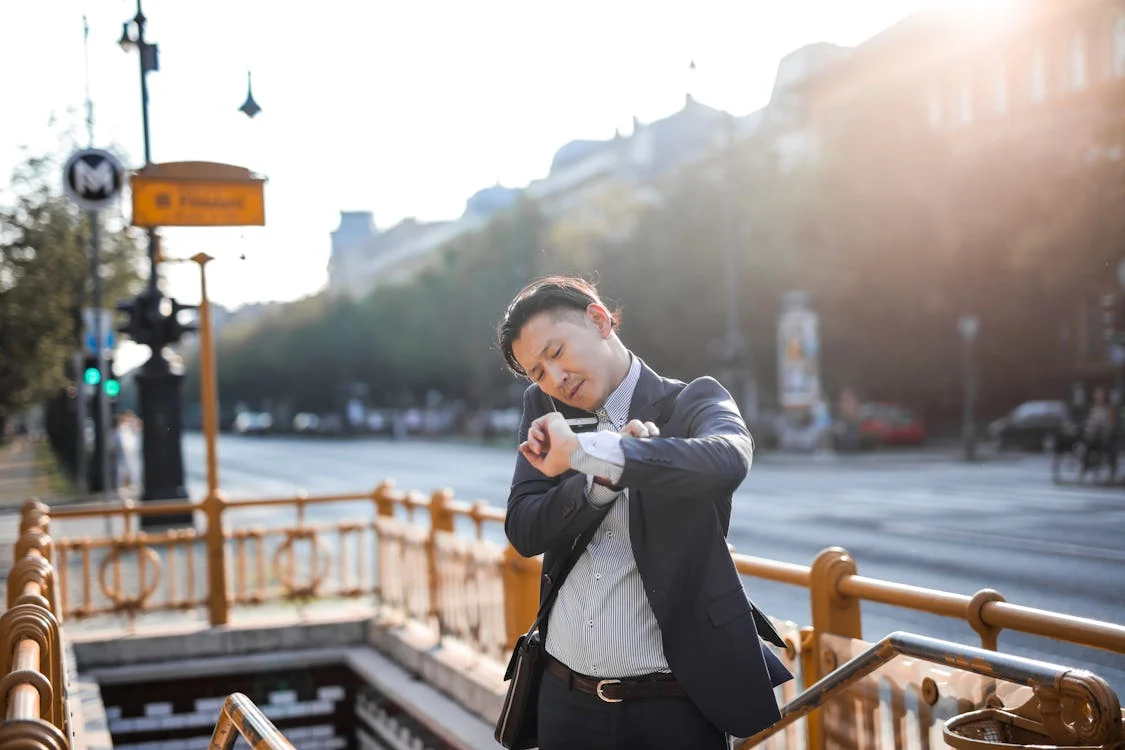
[546,655,686,703]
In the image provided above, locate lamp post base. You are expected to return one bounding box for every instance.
[136,363,193,529]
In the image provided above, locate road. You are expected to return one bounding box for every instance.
[183,433,1125,693]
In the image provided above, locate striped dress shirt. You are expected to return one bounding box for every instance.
[545,355,671,678]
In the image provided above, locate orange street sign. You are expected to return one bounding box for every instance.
[131,176,265,227]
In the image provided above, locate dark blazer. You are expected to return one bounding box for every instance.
[504,357,793,738]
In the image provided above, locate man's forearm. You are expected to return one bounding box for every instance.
[571,432,626,506]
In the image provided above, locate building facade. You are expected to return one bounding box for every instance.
[789,0,1125,403]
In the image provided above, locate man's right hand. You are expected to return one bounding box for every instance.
[620,419,660,438]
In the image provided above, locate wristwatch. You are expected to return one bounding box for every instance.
[592,476,623,491]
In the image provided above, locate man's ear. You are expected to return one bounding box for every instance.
[586,303,613,338]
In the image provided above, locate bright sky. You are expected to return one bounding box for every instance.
[2,0,929,316]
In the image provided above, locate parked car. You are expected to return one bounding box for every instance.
[858,403,926,447]
[989,400,1076,452]
[233,411,273,435]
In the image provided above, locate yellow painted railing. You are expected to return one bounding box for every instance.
[208,692,295,750]
[9,488,1125,750]
[0,500,70,749]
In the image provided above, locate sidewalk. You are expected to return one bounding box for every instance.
[0,437,86,579]
[755,440,1022,467]
[0,436,68,509]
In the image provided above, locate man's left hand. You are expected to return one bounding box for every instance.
[519,412,579,477]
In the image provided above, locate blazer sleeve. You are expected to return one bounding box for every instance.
[504,385,610,558]
[616,376,753,497]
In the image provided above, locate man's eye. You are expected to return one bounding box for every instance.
[553,347,563,358]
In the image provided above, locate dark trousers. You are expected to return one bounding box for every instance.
[536,665,729,750]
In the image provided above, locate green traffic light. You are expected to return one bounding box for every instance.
[83,367,101,386]
[104,380,121,398]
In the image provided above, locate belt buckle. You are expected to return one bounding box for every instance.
[595,679,623,703]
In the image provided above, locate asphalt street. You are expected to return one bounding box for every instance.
[181,433,1125,693]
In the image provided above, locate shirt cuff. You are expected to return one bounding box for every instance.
[576,431,626,467]
[571,432,625,494]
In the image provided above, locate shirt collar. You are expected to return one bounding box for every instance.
[597,354,641,429]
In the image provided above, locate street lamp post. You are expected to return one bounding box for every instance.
[163,252,228,624]
[118,0,159,295]
[958,315,980,462]
[1113,259,1125,407]
[119,1,191,519]
[191,252,229,625]
[722,112,755,420]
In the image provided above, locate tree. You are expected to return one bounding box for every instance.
[198,199,553,416]
[0,149,144,433]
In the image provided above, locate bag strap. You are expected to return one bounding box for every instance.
[524,507,607,637]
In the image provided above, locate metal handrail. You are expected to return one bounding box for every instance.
[0,501,69,750]
[731,550,1125,656]
[735,631,1123,749]
[208,692,295,750]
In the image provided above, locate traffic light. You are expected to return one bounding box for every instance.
[83,355,101,386]
[117,295,153,347]
[104,357,120,398]
[81,354,119,395]
[163,298,198,345]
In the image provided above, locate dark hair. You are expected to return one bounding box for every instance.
[497,275,620,376]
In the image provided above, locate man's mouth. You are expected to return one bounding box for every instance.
[568,380,583,400]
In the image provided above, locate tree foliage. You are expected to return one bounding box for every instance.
[195,90,1125,430]
[0,150,144,431]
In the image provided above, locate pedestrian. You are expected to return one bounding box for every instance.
[496,276,791,750]
[115,412,140,492]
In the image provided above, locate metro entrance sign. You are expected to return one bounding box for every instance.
[130,161,266,227]
[63,149,125,211]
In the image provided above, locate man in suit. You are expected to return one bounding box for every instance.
[497,276,792,750]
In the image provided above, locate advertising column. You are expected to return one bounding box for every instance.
[777,291,828,451]
[778,291,822,409]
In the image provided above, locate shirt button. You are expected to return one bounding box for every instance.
[606,532,613,539]
[588,620,594,627]
[595,574,601,580]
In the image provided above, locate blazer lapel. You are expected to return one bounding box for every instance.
[626,358,681,543]
[628,357,682,428]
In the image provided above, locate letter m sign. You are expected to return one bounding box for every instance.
[63,148,125,212]
[75,160,115,196]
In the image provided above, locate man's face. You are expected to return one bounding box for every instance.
[511,306,615,412]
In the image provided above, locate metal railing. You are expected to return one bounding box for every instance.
[209,692,295,749]
[10,487,1125,750]
[0,500,69,749]
[44,482,518,657]
[736,631,1123,750]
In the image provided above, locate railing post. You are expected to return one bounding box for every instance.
[502,546,541,652]
[805,546,863,750]
[373,482,396,519]
[205,490,230,626]
[19,499,50,539]
[427,489,455,629]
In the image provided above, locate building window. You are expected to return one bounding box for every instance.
[1114,15,1125,77]
[994,64,1008,113]
[1070,29,1087,90]
[959,80,973,124]
[1030,44,1047,102]
[928,89,942,128]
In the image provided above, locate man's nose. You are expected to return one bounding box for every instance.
[545,364,567,393]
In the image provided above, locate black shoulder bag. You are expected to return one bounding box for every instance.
[494,517,603,749]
